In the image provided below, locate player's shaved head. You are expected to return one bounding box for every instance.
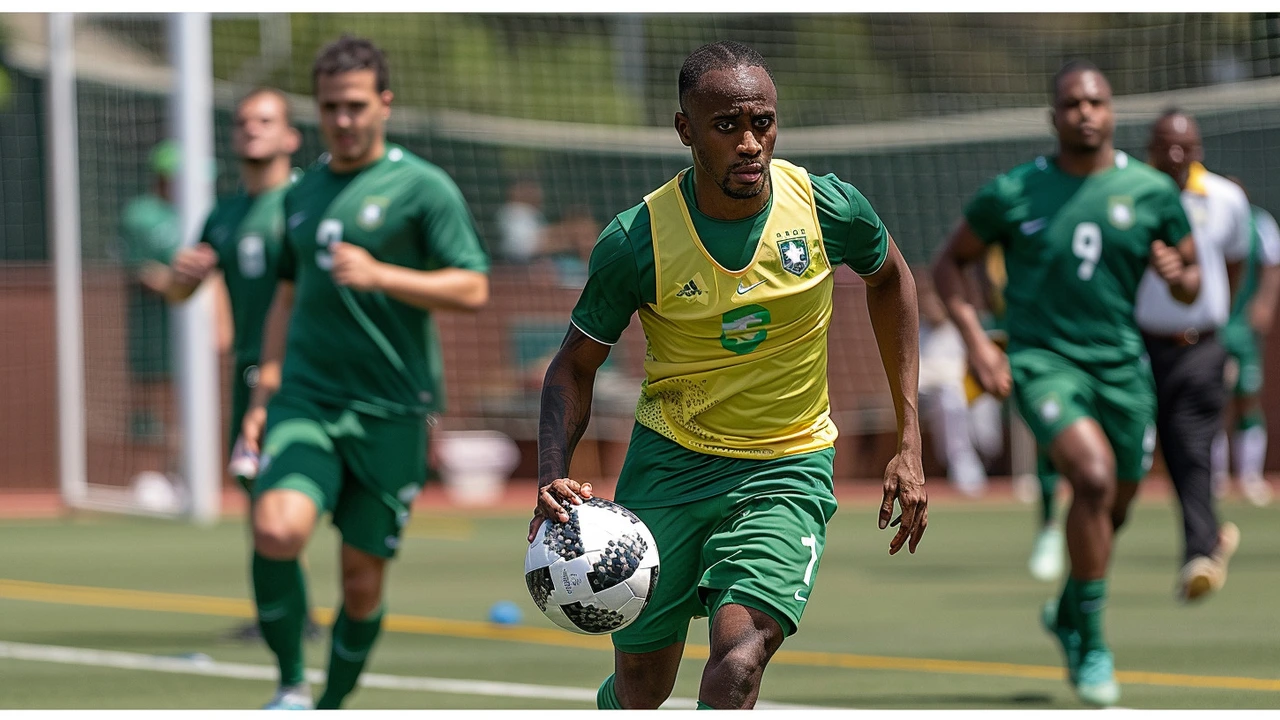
[313,35,389,94]
[1152,108,1201,141]
[1052,59,1108,104]
[1147,108,1203,189]
[678,41,775,113]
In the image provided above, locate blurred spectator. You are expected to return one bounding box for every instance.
[119,140,182,449]
[495,180,546,264]
[917,276,1002,497]
[541,205,601,288]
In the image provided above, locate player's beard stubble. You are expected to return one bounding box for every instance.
[694,147,771,201]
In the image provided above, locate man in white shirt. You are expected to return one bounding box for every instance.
[1135,109,1243,602]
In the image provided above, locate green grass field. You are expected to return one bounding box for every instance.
[0,497,1277,709]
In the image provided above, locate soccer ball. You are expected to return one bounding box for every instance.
[524,497,660,635]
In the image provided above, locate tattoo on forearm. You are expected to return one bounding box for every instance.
[537,332,600,486]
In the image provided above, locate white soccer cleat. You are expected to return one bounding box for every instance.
[1028,526,1065,582]
[1239,474,1273,507]
[262,684,312,710]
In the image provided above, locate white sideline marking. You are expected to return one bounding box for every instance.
[0,641,828,710]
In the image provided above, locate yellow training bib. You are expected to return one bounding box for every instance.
[635,159,837,459]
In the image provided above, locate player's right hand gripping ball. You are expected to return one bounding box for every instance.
[524,497,660,635]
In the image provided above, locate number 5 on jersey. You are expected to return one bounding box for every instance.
[316,219,343,270]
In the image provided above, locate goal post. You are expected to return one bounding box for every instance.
[43,13,221,523]
[170,12,220,526]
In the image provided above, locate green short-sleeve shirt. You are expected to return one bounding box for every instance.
[278,145,489,416]
[963,152,1190,368]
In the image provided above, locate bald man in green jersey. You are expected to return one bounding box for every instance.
[934,60,1199,707]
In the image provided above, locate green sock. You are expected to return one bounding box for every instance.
[1239,410,1265,431]
[1036,453,1058,526]
[316,605,385,709]
[1055,577,1077,629]
[597,674,622,710]
[252,553,308,687]
[1073,578,1108,653]
[1039,477,1059,528]
[697,701,715,709]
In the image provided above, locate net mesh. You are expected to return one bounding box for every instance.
[2,12,1280,489]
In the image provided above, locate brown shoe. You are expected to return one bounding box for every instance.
[1213,521,1240,586]
[1177,556,1219,602]
[1177,522,1240,603]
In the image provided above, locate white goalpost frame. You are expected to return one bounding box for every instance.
[49,13,220,524]
[170,12,221,525]
[47,13,87,511]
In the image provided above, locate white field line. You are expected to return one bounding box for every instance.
[0,640,829,710]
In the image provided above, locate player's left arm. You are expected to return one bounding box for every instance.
[1150,180,1200,305]
[336,253,488,312]
[331,172,489,312]
[1150,234,1200,305]
[863,235,928,555]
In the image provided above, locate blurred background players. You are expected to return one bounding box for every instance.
[161,87,319,643]
[934,60,1199,706]
[1137,110,1244,602]
[240,36,489,710]
[1212,178,1280,507]
[917,274,1001,498]
[495,180,545,264]
[118,140,182,463]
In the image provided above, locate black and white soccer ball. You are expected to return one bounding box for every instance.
[524,497,660,635]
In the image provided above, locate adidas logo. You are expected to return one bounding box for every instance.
[676,279,703,299]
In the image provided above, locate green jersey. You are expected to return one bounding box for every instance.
[199,180,292,366]
[277,144,488,417]
[1227,205,1280,327]
[121,193,181,268]
[964,151,1191,368]
[119,193,181,378]
[572,167,888,505]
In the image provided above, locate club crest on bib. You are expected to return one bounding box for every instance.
[776,230,811,276]
[358,196,391,230]
[1107,196,1135,230]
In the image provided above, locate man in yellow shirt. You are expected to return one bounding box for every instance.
[527,41,927,709]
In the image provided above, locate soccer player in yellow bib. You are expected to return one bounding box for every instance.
[527,41,928,710]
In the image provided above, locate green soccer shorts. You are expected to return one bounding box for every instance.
[611,449,838,654]
[1010,348,1156,483]
[252,393,428,559]
[1223,323,1264,397]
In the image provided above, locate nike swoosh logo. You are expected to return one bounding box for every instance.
[736,278,767,295]
[1078,598,1106,613]
[257,604,290,623]
[1020,217,1047,235]
[794,590,808,602]
[287,212,308,229]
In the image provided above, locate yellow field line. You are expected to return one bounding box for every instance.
[2,578,1277,692]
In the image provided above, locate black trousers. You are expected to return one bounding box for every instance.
[1143,332,1227,562]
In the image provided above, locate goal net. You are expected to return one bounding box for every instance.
[2,13,1279,515]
